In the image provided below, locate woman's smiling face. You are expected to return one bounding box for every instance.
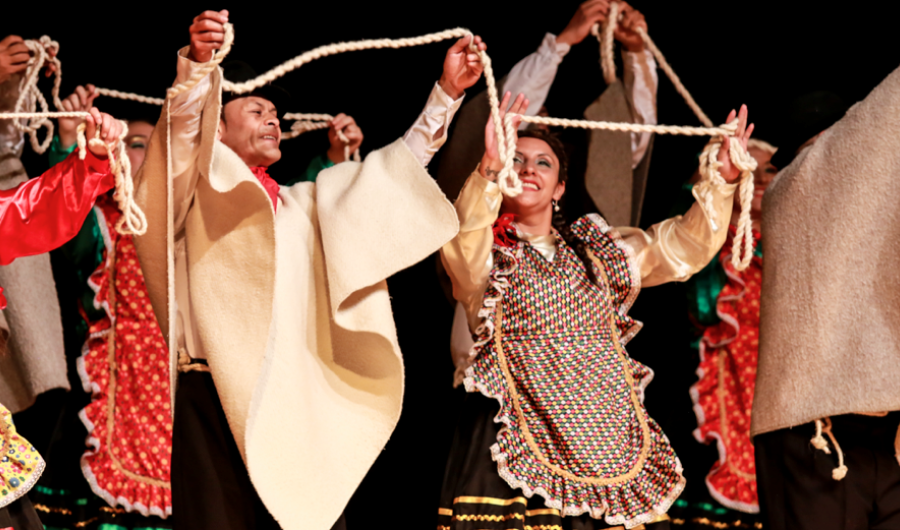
[502,136,566,215]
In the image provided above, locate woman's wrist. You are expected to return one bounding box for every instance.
[479,155,503,182]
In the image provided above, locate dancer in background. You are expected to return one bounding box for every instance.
[685,139,777,519]
[1,109,124,530]
[438,93,753,529]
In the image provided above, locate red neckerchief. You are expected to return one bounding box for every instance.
[250,166,279,213]
[0,286,6,310]
[492,213,519,248]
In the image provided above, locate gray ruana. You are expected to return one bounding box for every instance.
[753,64,900,438]
[0,76,68,414]
[584,79,654,227]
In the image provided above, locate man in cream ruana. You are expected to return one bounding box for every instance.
[133,9,488,530]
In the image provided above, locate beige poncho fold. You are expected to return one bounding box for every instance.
[752,64,900,437]
[133,66,459,530]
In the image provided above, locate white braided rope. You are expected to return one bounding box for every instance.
[599,1,622,85]
[2,21,756,267]
[636,27,713,127]
[74,120,147,236]
[697,120,757,270]
[12,36,62,154]
[282,113,360,162]
[167,22,236,98]
[95,87,164,106]
[220,28,472,95]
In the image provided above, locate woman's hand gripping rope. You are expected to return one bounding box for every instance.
[698,105,757,270]
[75,110,147,236]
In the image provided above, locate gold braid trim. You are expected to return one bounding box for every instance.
[716,351,756,482]
[491,249,651,485]
[454,513,525,522]
[104,245,171,489]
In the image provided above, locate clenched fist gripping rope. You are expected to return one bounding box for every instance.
[0,11,756,268]
[0,37,147,236]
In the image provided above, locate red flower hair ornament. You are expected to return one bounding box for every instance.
[493,213,519,248]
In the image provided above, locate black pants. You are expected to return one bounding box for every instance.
[755,412,900,530]
[0,496,43,530]
[171,370,347,530]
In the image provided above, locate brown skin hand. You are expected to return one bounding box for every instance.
[217,96,282,168]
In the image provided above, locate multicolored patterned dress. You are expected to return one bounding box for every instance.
[75,194,174,518]
[690,228,762,513]
[439,214,684,529]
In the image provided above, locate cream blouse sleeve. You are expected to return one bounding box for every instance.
[617,179,737,287]
[440,170,503,332]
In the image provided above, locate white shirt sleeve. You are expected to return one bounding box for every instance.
[169,46,214,232]
[501,33,570,129]
[622,48,658,169]
[402,82,465,168]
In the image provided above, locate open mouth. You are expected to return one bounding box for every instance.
[262,135,278,142]
[521,180,540,191]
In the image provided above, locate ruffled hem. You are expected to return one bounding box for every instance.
[464,367,684,529]
[76,204,172,518]
[690,246,759,514]
[0,459,45,510]
[705,463,759,514]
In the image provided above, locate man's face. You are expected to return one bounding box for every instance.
[217,96,281,167]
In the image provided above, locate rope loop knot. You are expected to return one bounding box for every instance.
[14,35,63,154]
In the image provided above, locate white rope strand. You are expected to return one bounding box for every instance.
[1,18,758,269]
[282,113,360,162]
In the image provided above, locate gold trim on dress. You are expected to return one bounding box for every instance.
[525,508,560,516]
[490,249,652,485]
[454,513,525,522]
[104,245,171,489]
[453,495,528,506]
[437,507,453,516]
[716,351,756,482]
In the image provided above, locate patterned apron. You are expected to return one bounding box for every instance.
[463,215,684,528]
[77,195,173,517]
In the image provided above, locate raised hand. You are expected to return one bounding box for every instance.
[84,108,124,158]
[189,10,229,63]
[613,2,648,52]
[0,36,29,85]
[480,92,529,182]
[58,85,99,149]
[719,105,755,183]
[557,0,611,47]
[439,35,486,100]
[327,113,364,163]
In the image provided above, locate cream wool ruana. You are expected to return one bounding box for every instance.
[131,64,459,530]
[754,65,900,471]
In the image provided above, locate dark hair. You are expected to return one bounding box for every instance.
[517,130,599,286]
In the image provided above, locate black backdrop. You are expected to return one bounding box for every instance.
[5,2,900,526]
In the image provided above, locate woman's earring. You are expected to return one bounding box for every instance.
[552,200,560,212]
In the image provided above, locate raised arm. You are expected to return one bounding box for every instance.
[0,110,121,265]
[441,93,528,331]
[402,35,486,168]
[615,2,658,168]
[620,106,754,286]
[167,9,225,231]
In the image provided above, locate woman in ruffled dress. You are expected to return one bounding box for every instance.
[437,92,754,529]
